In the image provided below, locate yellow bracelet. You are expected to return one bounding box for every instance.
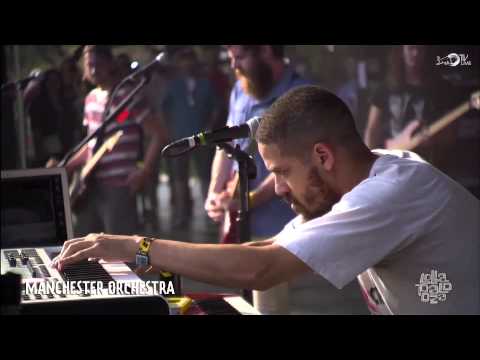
[136,237,153,268]
[138,237,152,255]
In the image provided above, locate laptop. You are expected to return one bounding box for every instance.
[1,167,73,250]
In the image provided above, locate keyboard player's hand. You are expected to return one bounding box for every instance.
[51,233,140,271]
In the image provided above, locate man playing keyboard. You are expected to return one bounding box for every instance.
[51,86,480,315]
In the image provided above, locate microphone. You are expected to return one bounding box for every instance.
[1,70,42,91]
[124,52,167,82]
[162,116,262,157]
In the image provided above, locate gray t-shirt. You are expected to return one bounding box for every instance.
[276,150,479,314]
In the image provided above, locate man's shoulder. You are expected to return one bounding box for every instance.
[86,87,101,101]
[369,151,432,184]
[368,83,392,106]
[345,152,434,202]
[84,88,107,113]
[360,151,472,211]
[229,80,253,105]
[231,79,244,94]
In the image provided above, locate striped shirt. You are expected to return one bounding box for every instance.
[83,85,152,186]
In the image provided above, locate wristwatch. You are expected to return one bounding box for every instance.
[136,237,153,268]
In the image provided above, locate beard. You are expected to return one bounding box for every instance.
[236,58,275,100]
[282,167,341,222]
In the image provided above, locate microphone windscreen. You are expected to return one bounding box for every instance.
[247,116,262,138]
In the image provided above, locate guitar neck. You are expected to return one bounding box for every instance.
[81,147,108,179]
[406,101,471,150]
[80,131,123,180]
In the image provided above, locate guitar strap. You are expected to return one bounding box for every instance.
[92,90,144,163]
[92,90,114,154]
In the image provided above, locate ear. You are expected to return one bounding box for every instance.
[312,143,335,172]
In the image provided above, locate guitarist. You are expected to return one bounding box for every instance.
[364,45,458,172]
[52,45,166,237]
[205,46,312,245]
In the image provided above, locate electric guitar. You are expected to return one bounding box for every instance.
[389,91,480,151]
[69,130,124,211]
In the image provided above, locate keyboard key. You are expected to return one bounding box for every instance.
[195,299,242,315]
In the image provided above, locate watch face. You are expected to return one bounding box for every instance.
[136,254,149,267]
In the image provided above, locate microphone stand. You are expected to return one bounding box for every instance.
[58,75,150,167]
[216,142,257,304]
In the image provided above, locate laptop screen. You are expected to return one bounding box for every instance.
[1,168,73,249]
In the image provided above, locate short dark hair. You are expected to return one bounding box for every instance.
[256,86,362,157]
[83,45,114,60]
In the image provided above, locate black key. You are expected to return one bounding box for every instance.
[21,253,29,265]
[4,250,20,260]
[21,249,38,257]
[39,266,50,277]
[61,261,114,283]
[8,255,16,267]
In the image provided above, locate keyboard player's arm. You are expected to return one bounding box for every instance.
[52,234,310,292]
[242,239,275,247]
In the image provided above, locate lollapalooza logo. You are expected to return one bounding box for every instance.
[415,270,453,304]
